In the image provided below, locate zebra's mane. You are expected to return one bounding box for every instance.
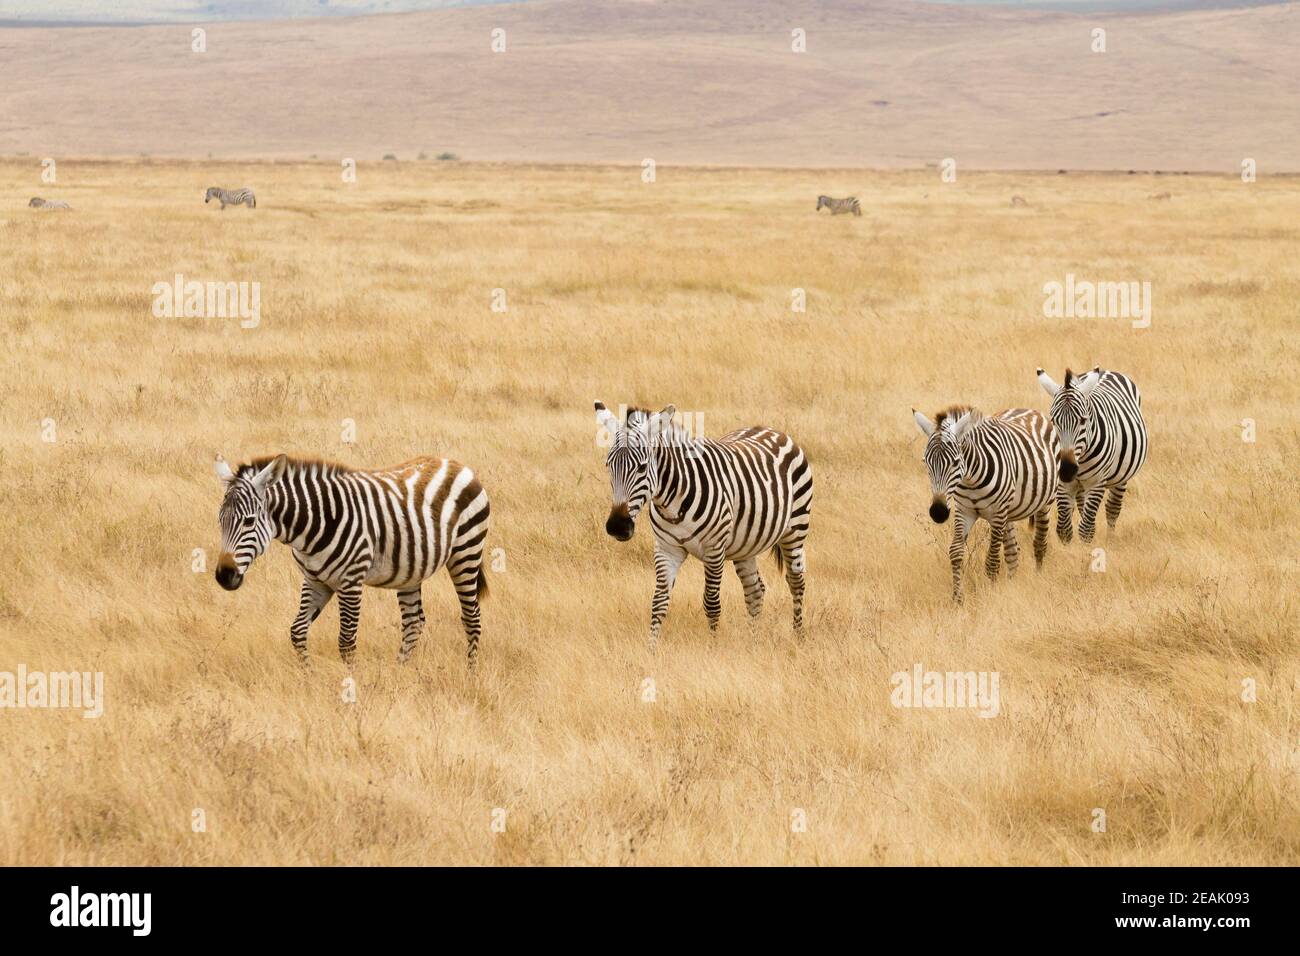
[619,406,697,447]
[934,405,988,438]
[933,405,974,429]
[1061,367,1104,392]
[236,455,355,479]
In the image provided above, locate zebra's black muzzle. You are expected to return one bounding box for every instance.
[215,564,244,591]
[1058,456,1078,483]
[929,499,950,524]
[606,505,635,541]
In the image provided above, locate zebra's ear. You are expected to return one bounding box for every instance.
[251,454,288,491]
[1075,373,1101,400]
[1036,368,1060,397]
[912,409,935,437]
[951,411,977,443]
[214,454,235,483]
[656,404,677,427]
[594,401,620,436]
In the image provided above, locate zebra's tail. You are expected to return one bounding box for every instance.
[476,565,489,600]
[772,544,785,575]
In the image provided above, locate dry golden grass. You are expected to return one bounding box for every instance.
[1,159,1297,865]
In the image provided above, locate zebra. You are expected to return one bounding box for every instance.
[594,402,813,650]
[1036,367,1147,544]
[816,195,861,216]
[29,197,70,209]
[213,453,490,666]
[912,405,1059,603]
[205,187,256,209]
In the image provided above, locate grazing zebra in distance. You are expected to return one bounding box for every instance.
[816,195,861,216]
[205,186,256,209]
[213,453,490,666]
[595,402,813,651]
[1036,367,1147,544]
[29,197,70,209]
[913,405,1059,603]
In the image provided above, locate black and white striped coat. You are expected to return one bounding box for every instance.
[595,403,813,650]
[816,195,861,216]
[1036,367,1148,544]
[29,197,70,209]
[213,454,490,665]
[913,406,1059,602]
[205,186,256,209]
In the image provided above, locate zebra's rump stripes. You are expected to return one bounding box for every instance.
[205,186,256,209]
[816,195,861,216]
[215,454,489,665]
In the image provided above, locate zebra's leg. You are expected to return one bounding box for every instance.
[443,505,489,669]
[446,553,486,671]
[336,575,366,666]
[734,557,765,619]
[290,577,333,663]
[1033,509,1051,568]
[984,513,1006,580]
[778,539,807,635]
[1077,488,1107,544]
[1105,483,1128,531]
[396,587,424,663]
[949,512,971,603]
[1056,486,1075,544]
[703,550,726,633]
[1003,522,1022,578]
[649,542,688,654]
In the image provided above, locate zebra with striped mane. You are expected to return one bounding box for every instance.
[1036,366,1147,544]
[205,186,256,209]
[816,195,861,216]
[912,405,1059,602]
[213,453,490,666]
[29,197,70,209]
[595,402,813,650]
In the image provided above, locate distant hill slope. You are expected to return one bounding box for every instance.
[2,0,1296,169]
[0,1,486,25]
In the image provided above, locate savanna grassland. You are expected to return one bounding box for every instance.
[0,159,1297,865]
